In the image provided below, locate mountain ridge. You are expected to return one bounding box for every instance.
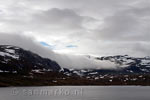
[0,45,150,86]
[0,45,61,74]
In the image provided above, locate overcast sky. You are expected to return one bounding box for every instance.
[0,0,150,57]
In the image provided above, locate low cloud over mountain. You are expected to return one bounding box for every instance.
[0,33,116,69]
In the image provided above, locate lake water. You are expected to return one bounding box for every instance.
[0,86,150,100]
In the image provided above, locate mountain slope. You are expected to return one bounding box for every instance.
[0,45,61,74]
[96,55,150,73]
[62,55,150,79]
[0,45,150,86]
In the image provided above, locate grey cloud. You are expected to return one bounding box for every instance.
[132,42,150,56]
[0,33,117,69]
[93,1,150,42]
[0,33,56,58]
[0,0,150,58]
[32,8,84,30]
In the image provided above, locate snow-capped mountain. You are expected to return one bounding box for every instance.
[62,55,150,78]
[1,45,150,76]
[0,45,61,74]
[96,55,150,73]
[0,45,150,86]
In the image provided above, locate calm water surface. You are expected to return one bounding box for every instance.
[0,86,150,100]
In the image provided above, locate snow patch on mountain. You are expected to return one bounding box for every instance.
[0,51,19,59]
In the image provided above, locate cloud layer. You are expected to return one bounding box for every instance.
[0,33,117,69]
[0,0,150,57]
